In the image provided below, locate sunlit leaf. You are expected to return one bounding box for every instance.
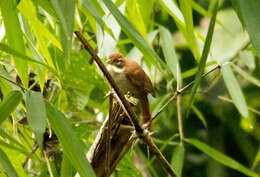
[0,0,28,87]
[187,1,218,116]
[46,103,96,177]
[179,0,200,60]
[236,0,260,56]
[51,0,75,64]
[222,64,248,117]
[186,138,259,177]
[25,91,47,148]
[160,26,181,84]
[0,91,23,125]
[0,148,19,177]
[171,144,185,177]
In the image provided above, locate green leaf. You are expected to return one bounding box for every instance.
[171,144,185,177]
[60,153,75,177]
[252,148,260,170]
[0,148,19,177]
[179,0,200,60]
[186,1,218,116]
[222,64,248,117]
[18,0,62,68]
[25,91,47,148]
[0,0,28,87]
[81,0,105,29]
[239,50,255,70]
[231,63,260,88]
[185,138,259,177]
[103,0,162,70]
[191,105,207,128]
[159,0,185,26]
[230,0,245,27]
[0,91,23,125]
[51,0,75,64]
[46,103,96,177]
[160,26,181,85]
[0,43,58,76]
[236,0,260,56]
[0,128,27,150]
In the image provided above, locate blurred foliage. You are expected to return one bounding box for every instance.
[0,0,259,176]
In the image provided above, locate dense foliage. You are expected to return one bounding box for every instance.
[0,0,259,176]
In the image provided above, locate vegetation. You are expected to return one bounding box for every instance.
[0,0,259,176]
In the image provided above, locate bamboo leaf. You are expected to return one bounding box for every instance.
[0,43,58,76]
[25,91,47,148]
[236,0,260,56]
[191,105,207,128]
[51,0,75,63]
[46,103,96,177]
[222,64,248,117]
[171,144,185,177]
[159,0,185,26]
[0,148,19,177]
[185,138,259,177]
[103,0,162,69]
[0,91,23,125]
[186,1,218,116]
[60,153,75,177]
[160,26,181,84]
[252,148,260,170]
[231,63,260,88]
[0,0,28,87]
[179,0,200,60]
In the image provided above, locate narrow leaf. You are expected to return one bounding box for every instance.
[25,91,47,148]
[222,64,248,117]
[0,0,28,87]
[51,0,75,63]
[0,91,23,125]
[236,0,260,56]
[0,148,19,177]
[60,154,75,177]
[159,0,185,26]
[186,1,218,116]
[191,105,207,128]
[103,0,162,69]
[0,43,58,76]
[171,144,185,177]
[231,63,260,88]
[160,26,181,84]
[46,103,96,177]
[179,0,200,60]
[186,138,259,177]
[252,148,260,170]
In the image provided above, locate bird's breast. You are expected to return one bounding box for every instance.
[107,65,137,96]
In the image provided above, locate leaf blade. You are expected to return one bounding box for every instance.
[185,138,259,177]
[46,103,96,177]
[25,91,47,148]
[0,91,23,125]
[0,148,19,177]
[222,64,248,117]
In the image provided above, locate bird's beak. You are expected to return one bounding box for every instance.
[107,59,113,64]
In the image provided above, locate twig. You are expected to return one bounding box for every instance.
[74,31,176,177]
[0,74,26,92]
[218,96,260,116]
[152,64,222,121]
[44,151,54,177]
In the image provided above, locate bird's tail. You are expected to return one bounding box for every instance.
[139,93,152,130]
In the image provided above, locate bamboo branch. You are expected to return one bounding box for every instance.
[74,31,176,177]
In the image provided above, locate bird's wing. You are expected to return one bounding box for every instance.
[125,63,155,97]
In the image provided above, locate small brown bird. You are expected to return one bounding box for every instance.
[107,52,155,130]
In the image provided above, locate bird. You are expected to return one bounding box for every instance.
[107,52,155,130]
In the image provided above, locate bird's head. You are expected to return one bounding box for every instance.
[107,52,126,68]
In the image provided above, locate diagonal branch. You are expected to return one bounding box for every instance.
[74,31,176,177]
